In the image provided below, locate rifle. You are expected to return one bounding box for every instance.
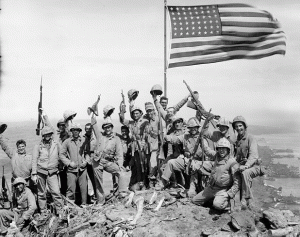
[183,80,216,128]
[36,77,43,135]
[186,109,213,175]
[121,90,126,113]
[1,166,10,209]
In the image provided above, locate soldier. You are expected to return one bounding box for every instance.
[32,126,64,219]
[157,117,208,189]
[192,138,240,211]
[202,117,236,156]
[159,96,168,110]
[119,104,149,191]
[56,119,69,196]
[60,123,88,206]
[116,125,131,169]
[232,116,261,210]
[82,123,97,201]
[0,133,33,188]
[91,115,127,204]
[0,177,37,233]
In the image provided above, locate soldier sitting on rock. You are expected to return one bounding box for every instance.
[192,138,240,211]
[0,177,37,234]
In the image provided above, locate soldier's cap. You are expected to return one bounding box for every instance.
[57,119,65,128]
[102,117,114,129]
[41,126,54,136]
[70,123,82,131]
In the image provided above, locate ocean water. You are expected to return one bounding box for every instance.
[256,133,300,197]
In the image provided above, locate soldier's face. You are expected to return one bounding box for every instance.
[218,125,229,135]
[146,109,155,119]
[71,129,81,138]
[160,99,168,110]
[85,125,92,135]
[234,122,246,136]
[121,128,129,138]
[218,147,229,158]
[189,127,199,135]
[167,107,175,116]
[16,183,25,193]
[43,133,53,142]
[104,125,113,135]
[17,144,26,154]
[132,110,142,120]
[174,120,183,129]
[58,124,65,133]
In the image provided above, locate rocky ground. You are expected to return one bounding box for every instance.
[6,177,300,237]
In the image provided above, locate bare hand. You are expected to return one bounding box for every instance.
[69,161,77,168]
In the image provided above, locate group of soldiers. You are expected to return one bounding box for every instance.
[0,84,265,233]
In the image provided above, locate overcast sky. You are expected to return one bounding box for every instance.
[1,0,299,131]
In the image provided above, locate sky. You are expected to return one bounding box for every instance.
[0,0,300,131]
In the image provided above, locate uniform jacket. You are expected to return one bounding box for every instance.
[209,154,240,198]
[167,132,208,160]
[14,187,37,220]
[60,136,87,172]
[120,115,149,154]
[94,133,123,166]
[32,140,61,175]
[165,128,186,158]
[0,136,32,179]
[235,132,259,167]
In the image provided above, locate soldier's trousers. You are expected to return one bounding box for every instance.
[59,167,68,196]
[37,172,63,212]
[87,164,96,195]
[93,159,127,204]
[129,151,145,188]
[192,186,229,210]
[161,155,187,182]
[240,165,261,199]
[67,169,88,205]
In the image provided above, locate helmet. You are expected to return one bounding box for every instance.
[187,117,201,128]
[57,119,65,128]
[232,116,247,129]
[172,116,183,125]
[103,105,115,118]
[70,123,82,132]
[216,138,231,150]
[102,117,114,129]
[41,126,54,136]
[13,177,27,186]
[63,110,77,122]
[217,117,230,128]
[127,89,139,101]
[145,102,155,111]
[150,84,163,96]
[130,106,143,115]
[0,123,7,134]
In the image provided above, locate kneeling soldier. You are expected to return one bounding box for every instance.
[0,177,37,233]
[192,138,240,211]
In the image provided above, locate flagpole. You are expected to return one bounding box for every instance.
[164,0,167,96]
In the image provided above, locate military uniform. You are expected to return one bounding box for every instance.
[92,132,127,203]
[192,154,239,210]
[120,112,149,190]
[60,136,88,205]
[32,139,64,212]
[235,132,260,200]
[0,185,36,231]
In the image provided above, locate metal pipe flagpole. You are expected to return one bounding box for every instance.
[164,0,167,96]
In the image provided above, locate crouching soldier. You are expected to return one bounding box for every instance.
[91,115,127,205]
[232,116,263,210]
[0,177,37,233]
[192,138,240,211]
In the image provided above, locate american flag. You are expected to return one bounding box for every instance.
[167,4,286,68]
